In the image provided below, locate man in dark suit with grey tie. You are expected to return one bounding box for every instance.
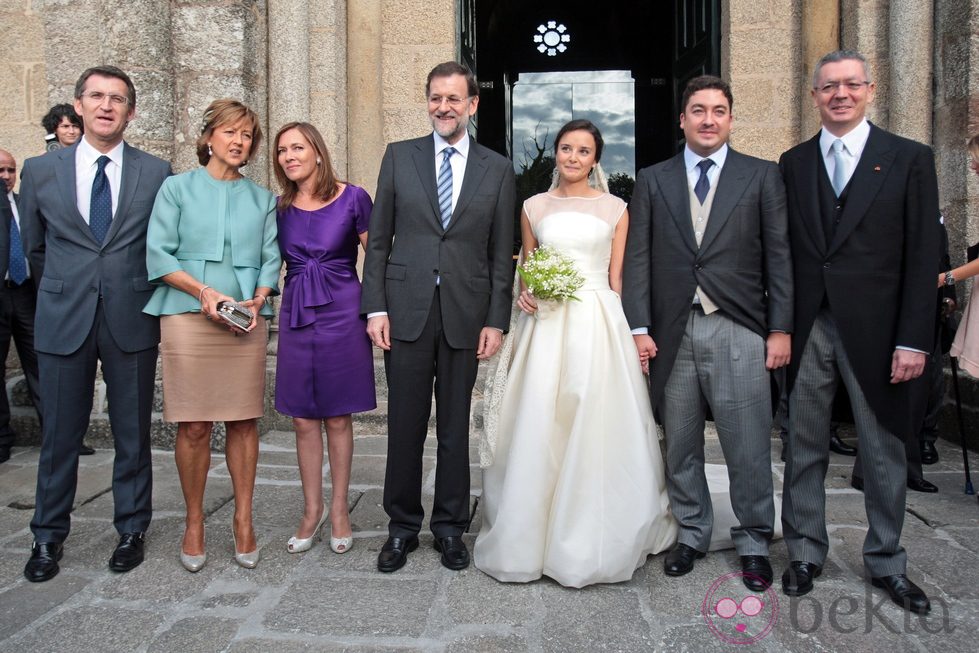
[19,66,171,582]
[361,61,515,573]
[623,75,793,592]
[0,149,42,464]
[779,50,939,613]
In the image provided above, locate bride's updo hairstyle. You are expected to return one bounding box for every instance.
[554,119,604,163]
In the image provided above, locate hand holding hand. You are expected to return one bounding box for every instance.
[367,315,392,351]
[477,327,503,360]
[633,334,657,374]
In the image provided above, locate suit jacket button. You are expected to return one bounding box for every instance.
[695,264,703,271]
[441,235,447,241]
[823,262,831,269]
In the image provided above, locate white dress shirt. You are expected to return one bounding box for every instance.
[75,137,124,223]
[819,118,870,191]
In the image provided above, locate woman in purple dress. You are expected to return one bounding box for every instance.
[273,122,376,555]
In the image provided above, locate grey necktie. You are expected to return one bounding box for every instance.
[437,147,456,229]
[831,139,847,196]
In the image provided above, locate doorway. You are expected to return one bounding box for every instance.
[461,0,722,196]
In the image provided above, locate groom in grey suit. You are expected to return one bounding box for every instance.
[624,76,793,591]
[20,66,171,582]
[361,62,515,572]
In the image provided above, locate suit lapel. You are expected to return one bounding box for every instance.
[698,149,753,253]
[411,137,441,224]
[104,142,141,245]
[56,145,101,246]
[659,153,698,254]
[793,134,827,254]
[827,126,894,256]
[448,141,488,231]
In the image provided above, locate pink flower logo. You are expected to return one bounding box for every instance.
[702,571,779,644]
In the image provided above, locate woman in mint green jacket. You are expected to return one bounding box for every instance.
[144,99,280,573]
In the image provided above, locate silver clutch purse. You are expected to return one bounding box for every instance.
[216,300,254,331]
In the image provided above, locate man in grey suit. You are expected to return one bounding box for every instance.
[361,61,515,573]
[779,50,938,613]
[0,149,43,464]
[19,66,171,582]
[624,75,793,592]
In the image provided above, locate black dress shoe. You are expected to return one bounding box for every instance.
[24,541,63,582]
[0,445,10,463]
[664,543,705,576]
[871,574,931,613]
[851,476,864,492]
[781,561,822,596]
[377,535,419,573]
[907,477,938,493]
[433,535,470,570]
[79,443,95,456]
[920,441,939,465]
[830,434,858,456]
[109,532,145,572]
[740,555,773,591]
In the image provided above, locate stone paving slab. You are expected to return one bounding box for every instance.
[0,432,977,652]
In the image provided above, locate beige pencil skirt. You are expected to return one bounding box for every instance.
[160,313,268,422]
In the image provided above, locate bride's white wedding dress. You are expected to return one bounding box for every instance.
[475,192,741,588]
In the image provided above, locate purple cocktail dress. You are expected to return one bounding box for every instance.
[275,184,377,418]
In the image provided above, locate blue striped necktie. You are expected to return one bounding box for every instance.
[694,158,714,204]
[437,147,456,229]
[7,204,27,285]
[89,155,113,243]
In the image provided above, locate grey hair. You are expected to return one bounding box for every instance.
[812,50,871,88]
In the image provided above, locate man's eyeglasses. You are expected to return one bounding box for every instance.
[428,95,470,108]
[815,80,871,95]
[81,91,130,106]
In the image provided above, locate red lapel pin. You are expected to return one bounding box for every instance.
[874,165,881,171]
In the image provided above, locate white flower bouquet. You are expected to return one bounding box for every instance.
[517,245,585,302]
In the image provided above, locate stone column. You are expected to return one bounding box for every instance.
[268,0,311,139]
[888,0,933,144]
[346,0,385,192]
[799,0,840,139]
[721,0,802,160]
[840,0,890,128]
[310,0,348,177]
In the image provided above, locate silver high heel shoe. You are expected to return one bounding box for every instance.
[287,511,328,554]
[330,534,353,554]
[180,548,207,573]
[180,527,207,572]
[232,526,260,569]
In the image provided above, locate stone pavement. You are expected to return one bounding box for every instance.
[1,425,978,652]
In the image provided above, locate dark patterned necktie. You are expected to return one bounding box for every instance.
[438,147,456,229]
[89,155,113,243]
[7,204,27,285]
[694,158,714,205]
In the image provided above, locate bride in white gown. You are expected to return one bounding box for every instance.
[476,121,745,588]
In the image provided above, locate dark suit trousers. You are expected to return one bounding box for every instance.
[383,290,478,539]
[31,301,156,542]
[0,282,41,448]
[783,310,907,577]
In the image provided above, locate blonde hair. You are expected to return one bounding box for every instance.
[196,99,262,167]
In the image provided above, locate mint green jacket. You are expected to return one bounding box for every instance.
[143,167,280,316]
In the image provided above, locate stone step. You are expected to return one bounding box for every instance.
[5,350,494,449]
